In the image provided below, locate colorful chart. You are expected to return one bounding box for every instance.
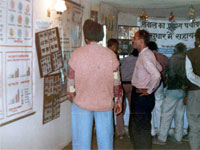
[5,52,33,117]
[0,0,33,46]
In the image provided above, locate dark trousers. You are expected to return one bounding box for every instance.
[129,87,155,150]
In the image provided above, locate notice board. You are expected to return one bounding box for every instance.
[35,27,63,77]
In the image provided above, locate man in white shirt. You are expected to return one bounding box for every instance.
[129,30,161,149]
[185,28,200,150]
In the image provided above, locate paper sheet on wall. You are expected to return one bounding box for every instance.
[60,0,83,51]
[43,73,61,124]
[35,27,63,77]
[0,0,33,47]
[5,52,33,117]
[0,0,34,126]
[0,51,34,125]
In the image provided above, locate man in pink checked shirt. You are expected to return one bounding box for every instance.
[66,19,122,150]
[129,30,162,150]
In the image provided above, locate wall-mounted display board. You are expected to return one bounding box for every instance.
[139,18,200,57]
[55,0,83,102]
[35,27,63,77]
[60,0,83,51]
[102,14,115,39]
[0,51,34,126]
[43,73,62,124]
[0,0,34,126]
[0,0,33,47]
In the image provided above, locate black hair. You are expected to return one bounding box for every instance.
[138,30,150,46]
[83,19,104,42]
[107,38,119,47]
[174,43,186,53]
[147,41,158,51]
[195,28,200,40]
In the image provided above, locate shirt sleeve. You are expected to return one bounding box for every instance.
[143,55,161,94]
[66,65,76,101]
[113,67,123,105]
[112,53,119,71]
[185,55,200,87]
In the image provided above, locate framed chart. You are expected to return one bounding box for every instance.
[35,27,63,77]
[43,73,62,124]
[0,51,34,126]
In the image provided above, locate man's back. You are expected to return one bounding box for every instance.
[69,42,119,111]
[167,52,186,89]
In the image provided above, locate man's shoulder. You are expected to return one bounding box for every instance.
[187,47,200,54]
[121,55,137,64]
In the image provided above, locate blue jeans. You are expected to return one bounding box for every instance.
[72,104,113,150]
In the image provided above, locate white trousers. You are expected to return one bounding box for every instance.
[151,82,165,136]
[187,90,200,150]
[158,89,185,142]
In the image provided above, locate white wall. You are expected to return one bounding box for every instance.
[0,0,92,149]
[118,12,137,26]
[1,1,192,149]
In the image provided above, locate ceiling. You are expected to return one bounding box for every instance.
[91,0,200,18]
[99,0,200,9]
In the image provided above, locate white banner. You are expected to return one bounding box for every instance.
[138,18,200,57]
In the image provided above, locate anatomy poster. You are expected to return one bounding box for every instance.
[61,0,83,51]
[35,27,63,77]
[5,52,33,117]
[43,73,62,124]
[0,0,33,47]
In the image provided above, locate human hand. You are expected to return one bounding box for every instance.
[136,89,148,96]
[66,92,76,103]
[114,101,122,115]
[183,97,187,105]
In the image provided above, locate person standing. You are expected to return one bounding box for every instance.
[116,48,138,138]
[148,41,168,137]
[107,38,126,138]
[107,38,119,55]
[154,43,187,145]
[185,28,200,150]
[129,30,162,149]
[67,19,122,150]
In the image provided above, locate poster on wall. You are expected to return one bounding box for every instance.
[5,52,33,117]
[35,27,63,77]
[102,14,115,39]
[0,0,34,126]
[0,52,3,119]
[59,51,72,102]
[61,0,83,51]
[90,10,98,22]
[43,73,62,124]
[0,0,33,47]
[0,51,34,125]
[138,18,200,57]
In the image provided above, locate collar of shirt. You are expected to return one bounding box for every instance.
[139,47,149,56]
[89,41,98,45]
